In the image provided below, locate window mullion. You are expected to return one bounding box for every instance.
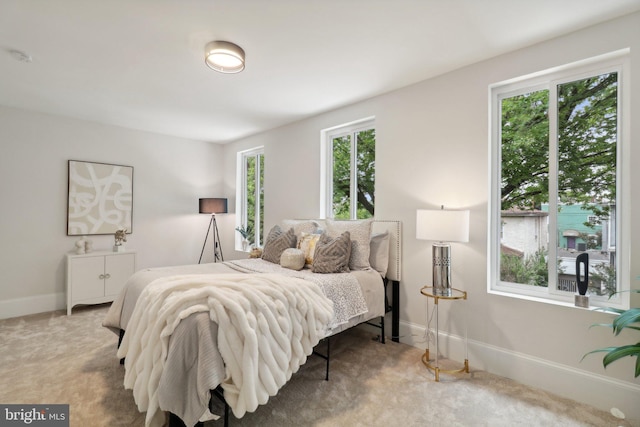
[548,82,559,294]
[254,154,261,247]
[350,131,358,219]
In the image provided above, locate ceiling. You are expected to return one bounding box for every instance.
[2,0,639,144]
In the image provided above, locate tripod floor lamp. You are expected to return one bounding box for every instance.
[198,198,228,264]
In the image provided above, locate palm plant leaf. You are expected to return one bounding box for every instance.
[602,344,640,378]
[584,290,640,378]
[612,308,640,335]
[588,323,614,330]
[594,306,626,315]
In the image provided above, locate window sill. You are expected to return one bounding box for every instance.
[487,287,628,311]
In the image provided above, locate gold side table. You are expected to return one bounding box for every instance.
[420,286,469,381]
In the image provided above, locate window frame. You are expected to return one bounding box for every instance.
[320,117,376,219]
[488,50,630,310]
[236,146,264,251]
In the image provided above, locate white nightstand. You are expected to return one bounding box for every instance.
[66,250,136,315]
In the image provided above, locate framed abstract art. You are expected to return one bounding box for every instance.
[67,160,133,236]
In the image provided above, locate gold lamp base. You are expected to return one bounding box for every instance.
[422,349,469,382]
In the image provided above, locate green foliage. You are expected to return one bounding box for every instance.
[332,129,375,219]
[577,231,601,250]
[501,90,549,210]
[583,291,640,378]
[500,249,548,287]
[501,73,617,219]
[244,154,263,246]
[235,226,252,240]
[332,135,351,219]
[590,262,617,297]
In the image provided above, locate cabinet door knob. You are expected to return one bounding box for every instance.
[105,273,111,279]
[99,274,105,279]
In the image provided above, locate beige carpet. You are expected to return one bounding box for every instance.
[0,304,633,427]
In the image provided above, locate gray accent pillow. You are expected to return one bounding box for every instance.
[312,231,351,274]
[326,219,373,270]
[262,225,296,264]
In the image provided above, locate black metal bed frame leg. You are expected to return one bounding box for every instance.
[210,385,230,427]
[312,336,331,381]
[392,280,400,343]
[118,329,125,365]
[324,337,330,381]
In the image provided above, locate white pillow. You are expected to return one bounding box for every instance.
[369,231,390,277]
[281,220,319,241]
[325,219,373,270]
[280,248,305,271]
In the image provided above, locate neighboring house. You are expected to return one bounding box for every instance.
[500,209,548,257]
[541,203,604,251]
[536,203,616,294]
[501,205,615,295]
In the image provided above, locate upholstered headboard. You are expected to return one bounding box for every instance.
[288,219,402,282]
[370,220,402,282]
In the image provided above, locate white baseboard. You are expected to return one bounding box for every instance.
[0,293,66,320]
[399,320,640,422]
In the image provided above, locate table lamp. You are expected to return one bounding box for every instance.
[416,207,470,296]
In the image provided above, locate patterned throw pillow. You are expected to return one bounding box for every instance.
[325,219,373,270]
[312,231,351,274]
[297,232,322,265]
[262,225,296,264]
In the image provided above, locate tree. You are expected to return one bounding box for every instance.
[500,249,548,287]
[500,90,549,210]
[244,153,264,246]
[332,129,375,219]
[501,73,617,216]
[590,263,617,297]
[578,231,601,250]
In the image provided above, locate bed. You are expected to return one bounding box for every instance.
[103,219,401,427]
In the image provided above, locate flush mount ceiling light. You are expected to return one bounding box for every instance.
[204,41,245,74]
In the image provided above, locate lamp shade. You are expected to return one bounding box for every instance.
[416,209,469,243]
[199,198,228,214]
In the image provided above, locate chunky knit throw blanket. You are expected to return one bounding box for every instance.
[117,273,334,427]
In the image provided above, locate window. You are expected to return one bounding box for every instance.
[321,118,376,219]
[236,147,264,250]
[489,51,630,309]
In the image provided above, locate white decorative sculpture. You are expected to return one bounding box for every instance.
[84,237,93,253]
[75,237,86,254]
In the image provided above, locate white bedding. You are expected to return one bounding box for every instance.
[103,259,385,426]
[117,273,333,427]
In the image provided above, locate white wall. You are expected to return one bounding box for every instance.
[0,106,225,318]
[222,12,640,420]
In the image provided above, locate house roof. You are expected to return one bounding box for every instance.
[2,1,640,143]
[501,209,549,217]
[501,244,524,257]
